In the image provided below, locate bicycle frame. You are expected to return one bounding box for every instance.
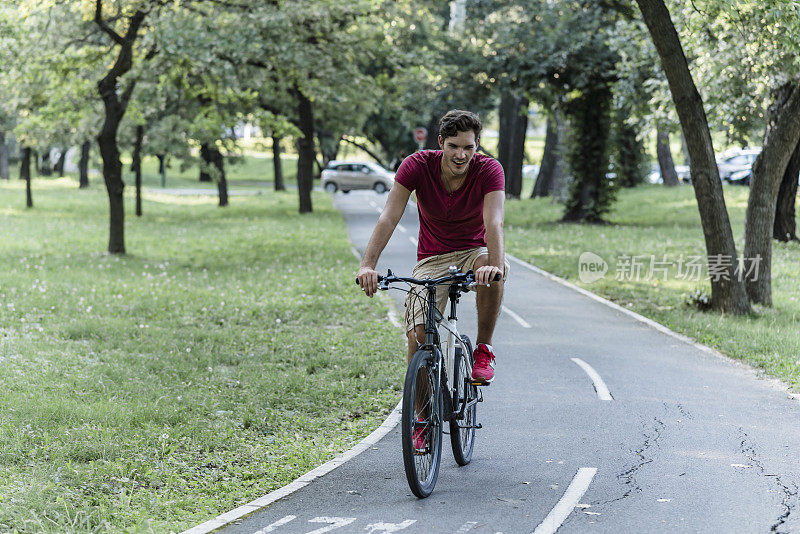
[418,282,470,415]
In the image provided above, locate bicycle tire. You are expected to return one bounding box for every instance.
[450,335,476,466]
[401,348,443,498]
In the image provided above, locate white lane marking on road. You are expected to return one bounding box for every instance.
[501,305,531,328]
[409,236,418,247]
[369,201,377,208]
[456,522,478,533]
[531,468,598,534]
[570,358,613,401]
[306,517,356,533]
[252,515,296,533]
[375,206,383,214]
[506,253,800,402]
[180,403,403,534]
[397,224,407,233]
[364,520,416,533]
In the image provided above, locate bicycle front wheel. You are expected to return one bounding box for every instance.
[450,335,476,465]
[401,348,443,499]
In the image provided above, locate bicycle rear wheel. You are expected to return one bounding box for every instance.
[401,349,442,498]
[450,335,476,465]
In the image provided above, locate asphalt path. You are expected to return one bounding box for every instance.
[216,190,800,534]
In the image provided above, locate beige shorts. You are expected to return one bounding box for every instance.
[404,247,510,332]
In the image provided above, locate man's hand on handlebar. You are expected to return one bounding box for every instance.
[474,265,503,286]
[356,266,380,297]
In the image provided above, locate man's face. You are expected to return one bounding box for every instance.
[439,130,478,176]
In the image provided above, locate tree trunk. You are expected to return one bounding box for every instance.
[0,132,9,180]
[773,138,800,242]
[497,91,515,174]
[210,146,228,207]
[273,135,285,191]
[296,90,315,214]
[532,114,557,198]
[743,83,800,306]
[33,150,40,175]
[20,146,31,182]
[561,86,613,223]
[549,117,571,201]
[133,125,143,217]
[20,147,32,207]
[39,150,53,177]
[615,113,646,188]
[680,133,691,166]
[317,128,340,167]
[656,128,679,186]
[94,7,147,254]
[54,149,67,177]
[26,163,33,208]
[506,96,528,198]
[424,112,441,150]
[636,0,750,314]
[79,141,90,188]
[199,144,212,182]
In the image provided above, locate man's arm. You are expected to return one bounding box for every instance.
[476,189,505,286]
[356,182,412,297]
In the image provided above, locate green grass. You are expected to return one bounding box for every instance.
[133,151,299,190]
[0,177,405,532]
[505,184,800,390]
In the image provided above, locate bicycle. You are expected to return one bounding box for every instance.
[359,266,499,498]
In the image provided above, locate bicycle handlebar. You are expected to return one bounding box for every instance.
[355,268,500,289]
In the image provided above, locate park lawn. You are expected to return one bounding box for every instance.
[505,184,800,391]
[0,177,405,532]
[133,151,299,190]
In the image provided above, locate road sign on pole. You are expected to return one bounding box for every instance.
[413,127,427,150]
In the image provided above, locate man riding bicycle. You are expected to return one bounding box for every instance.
[356,109,509,386]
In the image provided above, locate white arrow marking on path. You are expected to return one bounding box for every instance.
[501,305,531,328]
[375,207,383,214]
[570,358,613,401]
[456,522,478,533]
[409,237,418,247]
[252,515,296,533]
[306,517,356,534]
[532,468,598,534]
[364,520,416,533]
[397,224,407,233]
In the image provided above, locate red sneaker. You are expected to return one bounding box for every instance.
[412,420,428,453]
[471,343,496,384]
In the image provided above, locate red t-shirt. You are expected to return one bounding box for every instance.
[395,150,504,260]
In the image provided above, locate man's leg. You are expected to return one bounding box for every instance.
[407,325,426,362]
[473,254,503,345]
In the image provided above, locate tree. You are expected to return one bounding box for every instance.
[531,112,568,198]
[773,139,800,242]
[272,135,285,191]
[497,91,528,198]
[635,0,750,314]
[675,0,800,306]
[93,2,151,253]
[656,128,679,186]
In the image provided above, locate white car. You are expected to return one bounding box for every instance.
[321,161,395,194]
[717,147,760,182]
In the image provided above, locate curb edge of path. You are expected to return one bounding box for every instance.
[181,248,405,534]
[506,253,800,402]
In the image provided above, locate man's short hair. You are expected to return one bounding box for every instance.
[439,110,482,140]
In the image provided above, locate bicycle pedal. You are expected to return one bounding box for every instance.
[470,381,490,387]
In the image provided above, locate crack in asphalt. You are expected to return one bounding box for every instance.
[737,427,798,533]
[595,416,666,505]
